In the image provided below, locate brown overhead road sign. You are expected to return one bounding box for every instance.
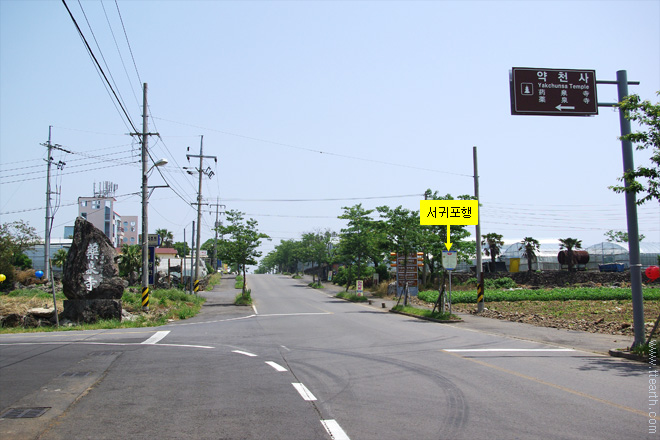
[510,67,598,116]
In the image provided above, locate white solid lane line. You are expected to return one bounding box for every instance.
[292,383,317,401]
[443,348,575,353]
[232,350,258,357]
[141,331,170,345]
[265,361,287,372]
[321,419,351,440]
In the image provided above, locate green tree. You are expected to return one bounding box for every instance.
[155,228,174,248]
[420,190,475,286]
[215,210,271,297]
[300,230,334,284]
[337,204,378,289]
[559,237,582,272]
[0,220,41,291]
[604,229,645,243]
[172,241,190,258]
[482,232,504,270]
[118,244,142,285]
[52,248,69,268]
[375,205,421,298]
[519,237,540,273]
[610,92,660,205]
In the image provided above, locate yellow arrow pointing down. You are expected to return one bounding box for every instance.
[446,225,452,251]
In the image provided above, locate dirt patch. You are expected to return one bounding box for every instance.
[451,300,660,337]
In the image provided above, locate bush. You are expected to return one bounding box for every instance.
[463,277,517,289]
[11,253,32,270]
[15,269,42,286]
[235,289,252,306]
[336,292,368,302]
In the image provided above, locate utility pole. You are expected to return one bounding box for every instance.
[131,83,159,311]
[44,127,53,282]
[210,199,226,271]
[190,220,195,295]
[186,136,217,287]
[41,127,69,280]
[473,146,484,313]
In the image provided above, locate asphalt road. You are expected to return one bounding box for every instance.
[0,274,654,439]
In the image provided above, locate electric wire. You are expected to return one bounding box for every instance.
[76,0,133,127]
[101,0,141,111]
[152,116,473,178]
[61,0,138,134]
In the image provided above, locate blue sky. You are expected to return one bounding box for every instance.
[1,0,659,261]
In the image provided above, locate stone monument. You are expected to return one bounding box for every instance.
[62,217,126,323]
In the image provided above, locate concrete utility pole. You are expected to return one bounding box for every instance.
[473,146,484,313]
[133,83,160,311]
[210,199,226,271]
[44,127,53,282]
[186,137,217,286]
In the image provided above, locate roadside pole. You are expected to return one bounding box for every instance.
[608,71,644,347]
[473,146,484,313]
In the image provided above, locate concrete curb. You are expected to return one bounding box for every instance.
[389,308,464,324]
[608,348,648,363]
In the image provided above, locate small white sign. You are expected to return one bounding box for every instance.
[442,251,458,270]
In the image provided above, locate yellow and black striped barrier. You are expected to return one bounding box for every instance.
[194,279,200,294]
[476,283,484,303]
[141,286,149,310]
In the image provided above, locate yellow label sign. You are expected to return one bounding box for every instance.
[420,200,478,225]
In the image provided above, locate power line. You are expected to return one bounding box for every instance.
[101,0,141,111]
[61,0,138,133]
[152,116,473,178]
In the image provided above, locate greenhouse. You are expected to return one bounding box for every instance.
[496,241,660,272]
[500,242,564,272]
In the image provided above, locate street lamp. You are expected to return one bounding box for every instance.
[141,157,168,311]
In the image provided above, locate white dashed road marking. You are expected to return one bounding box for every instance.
[292,383,317,401]
[232,350,258,357]
[265,361,288,372]
[443,348,575,353]
[321,419,351,440]
[141,331,170,345]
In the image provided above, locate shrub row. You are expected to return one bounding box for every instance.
[418,286,660,304]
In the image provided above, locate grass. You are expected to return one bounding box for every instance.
[234,275,244,290]
[206,272,222,289]
[0,287,205,334]
[632,339,660,359]
[234,289,252,306]
[308,282,323,289]
[336,291,368,302]
[419,286,660,304]
[391,304,458,321]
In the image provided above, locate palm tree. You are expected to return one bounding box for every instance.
[482,232,504,271]
[118,244,141,285]
[52,248,68,268]
[559,237,582,272]
[519,237,540,273]
[155,228,174,248]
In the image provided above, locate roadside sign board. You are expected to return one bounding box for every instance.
[396,252,419,288]
[442,251,458,271]
[510,67,598,116]
[356,280,363,296]
[148,246,155,285]
[148,234,161,247]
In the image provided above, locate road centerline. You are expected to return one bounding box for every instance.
[141,331,170,345]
